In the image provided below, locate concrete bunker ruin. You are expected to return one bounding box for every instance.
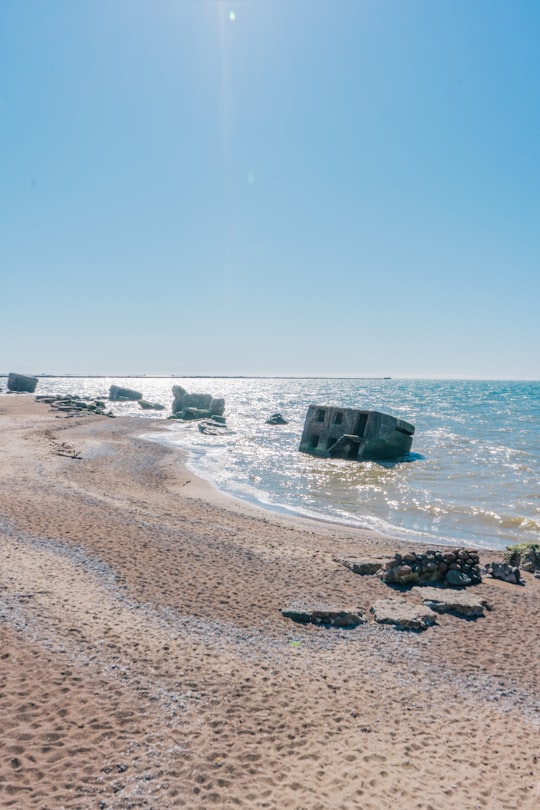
[299,406,414,461]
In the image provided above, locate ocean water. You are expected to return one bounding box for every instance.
[29,376,539,551]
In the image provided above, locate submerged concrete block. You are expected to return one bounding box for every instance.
[109,385,142,401]
[7,372,38,393]
[299,405,414,461]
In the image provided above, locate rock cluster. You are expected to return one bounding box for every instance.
[381,548,481,587]
[503,543,540,573]
[483,562,522,585]
[170,386,225,421]
[36,394,114,417]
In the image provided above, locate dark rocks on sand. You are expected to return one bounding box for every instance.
[109,385,143,402]
[7,372,38,393]
[381,549,482,587]
[445,569,472,587]
[483,561,523,585]
[281,606,365,629]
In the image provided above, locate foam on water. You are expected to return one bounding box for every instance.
[31,376,540,550]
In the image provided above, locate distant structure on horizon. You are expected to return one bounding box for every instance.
[299,406,414,461]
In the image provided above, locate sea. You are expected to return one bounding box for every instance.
[23,376,540,552]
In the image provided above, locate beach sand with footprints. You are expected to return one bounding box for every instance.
[0,395,538,809]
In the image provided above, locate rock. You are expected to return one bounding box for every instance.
[281,606,365,628]
[381,549,481,587]
[198,419,230,436]
[7,372,38,393]
[176,406,212,421]
[445,569,472,587]
[334,557,389,576]
[503,543,540,573]
[138,400,165,411]
[266,412,289,425]
[412,587,490,618]
[109,385,142,401]
[370,598,437,631]
[483,562,523,585]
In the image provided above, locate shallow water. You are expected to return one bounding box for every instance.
[30,376,540,550]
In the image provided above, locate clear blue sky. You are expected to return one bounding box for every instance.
[1,0,538,378]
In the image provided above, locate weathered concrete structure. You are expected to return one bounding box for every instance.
[171,386,225,421]
[7,372,38,393]
[109,385,142,402]
[299,406,414,461]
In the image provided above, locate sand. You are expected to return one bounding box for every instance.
[0,394,538,809]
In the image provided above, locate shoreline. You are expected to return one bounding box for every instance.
[141,425,504,554]
[0,395,539,808]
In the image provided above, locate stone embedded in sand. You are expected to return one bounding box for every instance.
[412,587,490,618]
[334,556,389,576]
[281,606,365,628]
[370,598,437,631]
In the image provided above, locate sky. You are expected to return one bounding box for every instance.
[1,0,539,378]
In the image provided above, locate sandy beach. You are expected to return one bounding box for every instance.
[0,395,538,810]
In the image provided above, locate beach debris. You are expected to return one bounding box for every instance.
[482,561,523,585]
[170,385,225,421]
[503,543,540,573]
[109,385,143,401]
[370,598,437,631]
[334,556,390,576]
[44,430,82,459]
[7,372,38,393]
[36,394,114,418]
[411,587,490,618]
[299,406,414,461]
[281,606,365,628]
[266,412,288,425]
[138,399,165,411]
[380,549,482,587]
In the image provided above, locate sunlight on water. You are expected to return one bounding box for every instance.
[32,377,540,550]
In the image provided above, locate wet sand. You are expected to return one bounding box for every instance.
[0,395,538,809]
